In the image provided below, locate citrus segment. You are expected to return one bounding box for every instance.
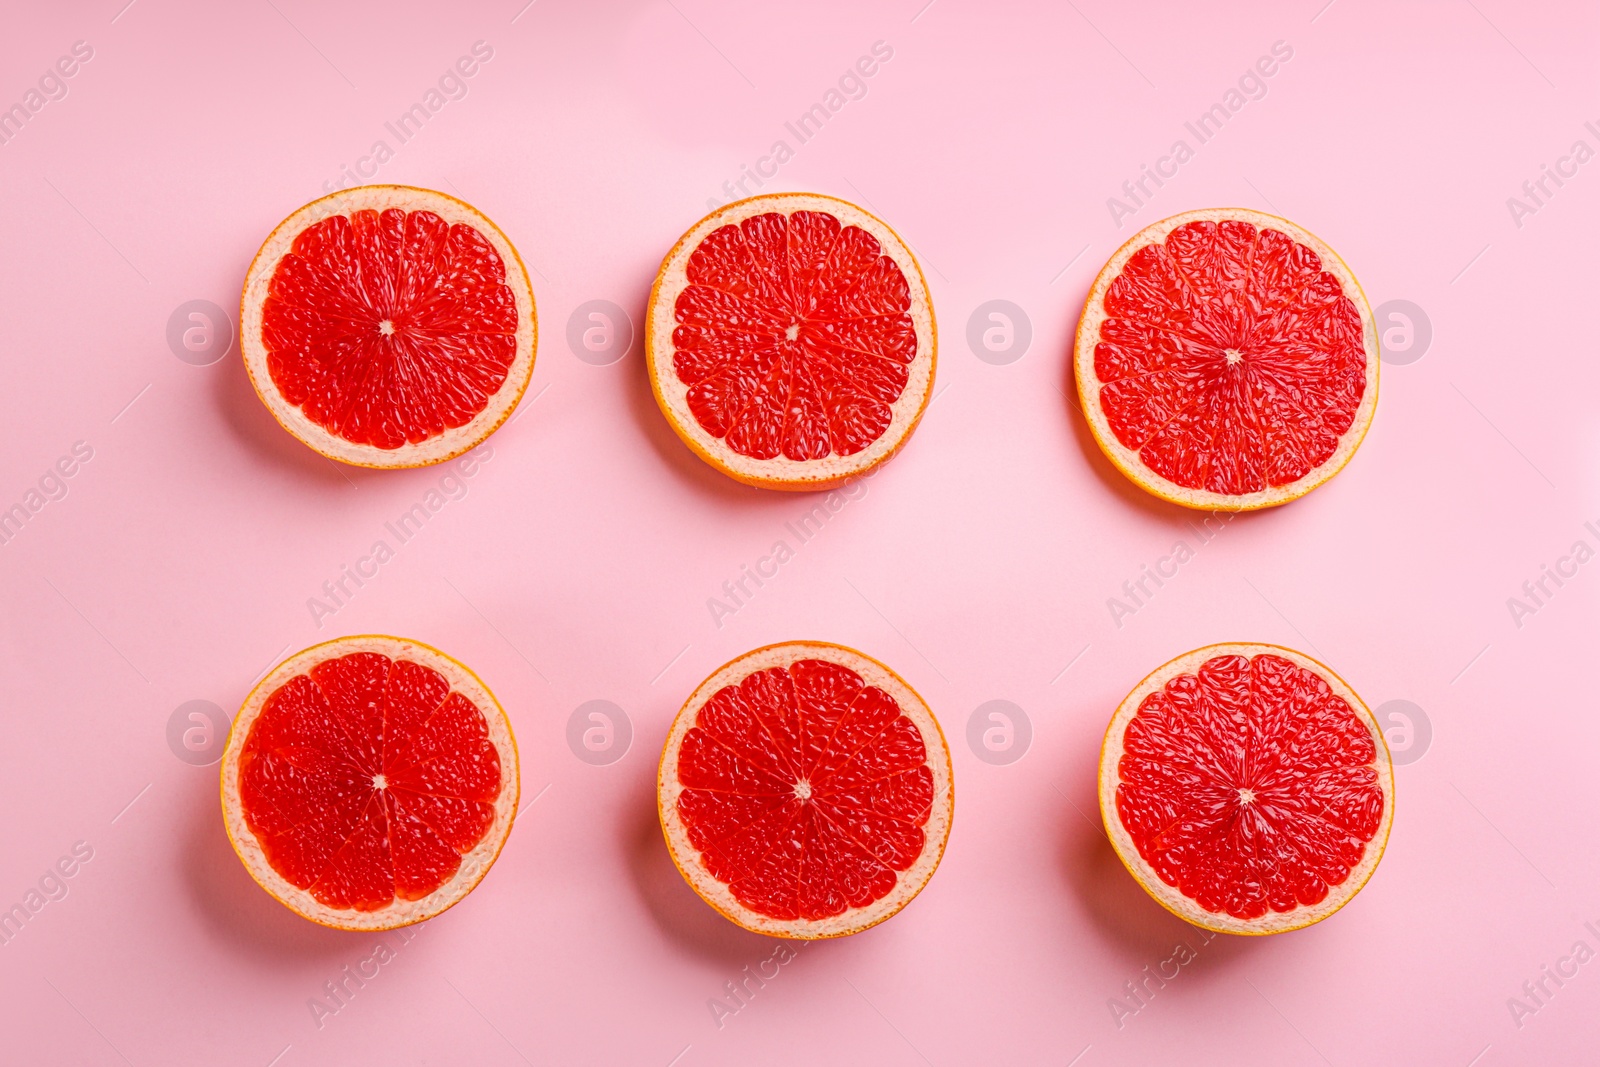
[222,636,519,930]
[1098,643,1393,935]
[659,641,953,937]
[1075,209,1377,510]
[242,186,537,468]
[647,194,936,491]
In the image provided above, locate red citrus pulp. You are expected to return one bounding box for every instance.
[647,194,936,491]
[658,641,953,937]
[222,636,519,929]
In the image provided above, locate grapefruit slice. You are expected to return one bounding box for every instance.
[1074,209,1378,510]
[241,186,537,468]
[1099,643,1394,935]
[646,193,937,491]
[658,641,953,938]
[221,635,519,930]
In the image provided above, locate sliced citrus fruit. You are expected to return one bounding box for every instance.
[1074,208,1378,510]
[1099,643,1393,935]
[646,193,936,491]
[221,635,519,930]
[658,641,953,937]
[241,185,537,468]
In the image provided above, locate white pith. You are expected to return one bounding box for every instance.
[646,193,937,491]
[658,641,954,939]
[1098,642,1395,936]
[240,185,538,469]
[221,635,520,931]
[1073,208,1379,511]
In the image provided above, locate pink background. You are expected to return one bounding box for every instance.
[1,1,1597,1063]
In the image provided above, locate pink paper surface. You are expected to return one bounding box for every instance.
[1,1,1597,1064]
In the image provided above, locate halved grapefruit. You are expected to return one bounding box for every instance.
[221,635,519,930]
[1099,643,1393,935]
[1075,209,1378,510]
[646,193,937,491]
[658,641,953,937]
[241,186,537,468]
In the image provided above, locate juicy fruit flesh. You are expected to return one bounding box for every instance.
[1093,220,1366,495]
[1115,654,1383,921]
[675,659,934,922]
[672,210,918,461]
[238,652,502,912]
[261,208,519,450]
